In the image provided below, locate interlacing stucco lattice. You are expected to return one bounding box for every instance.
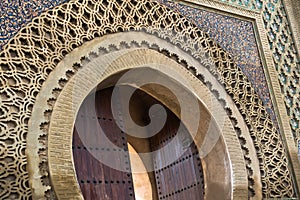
[0,0,296,199]
[0,0,299,144]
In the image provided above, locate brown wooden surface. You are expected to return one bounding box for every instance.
[72,88,135,200]
[72,86,204,199]
[150,109,205,200]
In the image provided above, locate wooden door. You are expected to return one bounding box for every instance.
[72,88,135,200]
[150,108,205,200]
[72,86,205,199]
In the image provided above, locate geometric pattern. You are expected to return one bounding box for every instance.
[2,0,299,142]
[0,0,298,199]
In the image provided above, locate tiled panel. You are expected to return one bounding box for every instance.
[158,0,277,124]
[0,0,68,50]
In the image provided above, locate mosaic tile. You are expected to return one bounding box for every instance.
[0,0,68,49]
[157,0,277,124]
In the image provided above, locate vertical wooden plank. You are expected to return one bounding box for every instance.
[72,87,135,200]
[150,107,205,200]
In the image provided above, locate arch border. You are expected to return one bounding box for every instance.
[47,48,244,199]
[28,32,262,199]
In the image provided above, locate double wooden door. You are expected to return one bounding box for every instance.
[72,87,204,199]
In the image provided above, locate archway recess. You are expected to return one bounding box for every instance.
[71,83,207,200]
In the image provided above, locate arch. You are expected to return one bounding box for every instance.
[27,31,260,199]
[47,48,239,199]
